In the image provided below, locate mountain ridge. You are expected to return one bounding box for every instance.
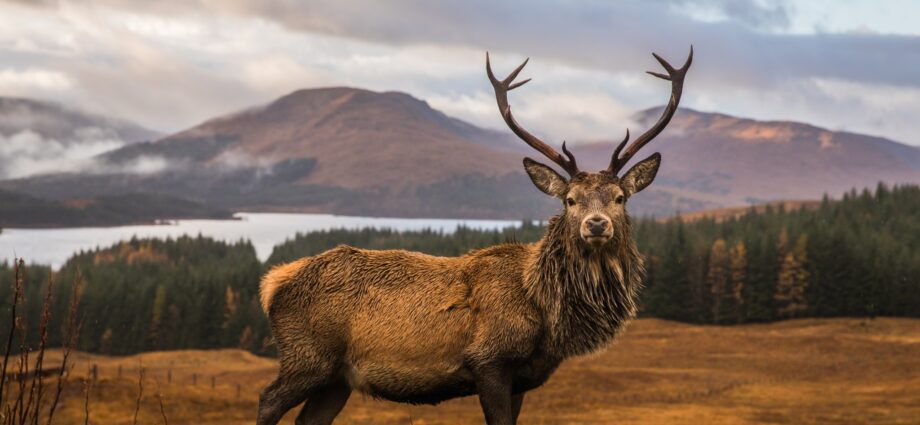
[2,88,919,219]
[571,107,920,207]
[159,86,521,190]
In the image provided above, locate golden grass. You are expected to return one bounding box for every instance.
[39,318,920,424]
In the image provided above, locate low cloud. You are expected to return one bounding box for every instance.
[0,128,121,178]
[0,128,169,179]
[100,154,172,175]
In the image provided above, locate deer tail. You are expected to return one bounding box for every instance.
[259,260,305,314]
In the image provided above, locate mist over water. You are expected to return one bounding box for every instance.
[0,212,520,269]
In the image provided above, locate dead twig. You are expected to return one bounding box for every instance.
[47,271,83,424]
[25,273,53,425]
[0,259,24,408]
[132,363,145,425]
[82,363,92,425]
[155,381,168,425]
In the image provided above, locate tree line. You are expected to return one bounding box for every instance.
[1,183,917,355]
[636,183,918,324]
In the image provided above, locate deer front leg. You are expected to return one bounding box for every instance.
[511,392,525,424]
[474,364,515,425]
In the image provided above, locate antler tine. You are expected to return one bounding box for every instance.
[609,129,630,170]
[486,52,579,176]
[608,46,693,175]
[561,141,578,169]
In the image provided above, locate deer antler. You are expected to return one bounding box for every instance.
[607,46,693,175]
[486,53,579,177]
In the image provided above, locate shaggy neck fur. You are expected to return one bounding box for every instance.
[525,214,645,359]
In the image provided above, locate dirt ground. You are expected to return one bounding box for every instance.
[35,317,920,424]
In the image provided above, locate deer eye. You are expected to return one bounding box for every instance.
[614,195,625,204]
[565,197,577,207]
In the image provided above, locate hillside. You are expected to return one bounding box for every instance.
[3,89,920,220]
[0,97,160,179]
[42,318,920,424]
[2,88,561,219]
[163,87,522,189]
[573,108,920,208]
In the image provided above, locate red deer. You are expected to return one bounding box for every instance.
[257,48,692,425]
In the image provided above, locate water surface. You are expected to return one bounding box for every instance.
[0,213,520,268]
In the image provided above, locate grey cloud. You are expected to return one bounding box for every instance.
[721,0,790,29]
[196,0,919,89]
[664,0,792,30]
[11,0,920,90]
[11,0,920,93]
[4,0,920,147]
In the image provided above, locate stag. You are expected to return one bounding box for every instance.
[257,48,692,425]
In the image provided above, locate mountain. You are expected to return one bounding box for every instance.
[0,97,161,179]
[161,87,522,189]
[3,89,920,220]
[3,88,560,219]
[571,108,920,209]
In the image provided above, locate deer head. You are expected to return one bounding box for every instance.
[487,48,692,248]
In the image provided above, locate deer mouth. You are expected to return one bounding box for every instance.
[583,234,612,246]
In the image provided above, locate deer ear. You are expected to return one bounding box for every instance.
[621,153,661,196]
[523,157,568,198]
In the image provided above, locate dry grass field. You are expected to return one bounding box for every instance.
[37,317,920,425]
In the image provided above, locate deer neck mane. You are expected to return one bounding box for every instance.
[525,214,645,359]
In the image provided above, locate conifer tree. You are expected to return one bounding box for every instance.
[707,239,729,323]
[727,241,747,323]
[148,285,167,350]
[775,233,809,318]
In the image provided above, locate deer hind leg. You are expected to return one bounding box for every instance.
[294,379,351,425]
[257,348,341,425]
[257,374,310,425]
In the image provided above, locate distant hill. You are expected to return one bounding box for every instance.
[3,89,920,220]
[3,88,561,219]
[0,97,161,179]
[572,108,920,209]
[162,87,522,189]
[0,189,231,228]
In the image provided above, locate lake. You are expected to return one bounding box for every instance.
[0,213,522,269]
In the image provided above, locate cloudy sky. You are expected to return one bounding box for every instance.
[2,0,920,146]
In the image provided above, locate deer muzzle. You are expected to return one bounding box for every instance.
[581,215,612,245]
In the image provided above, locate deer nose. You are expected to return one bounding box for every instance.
[586,217,609,236]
